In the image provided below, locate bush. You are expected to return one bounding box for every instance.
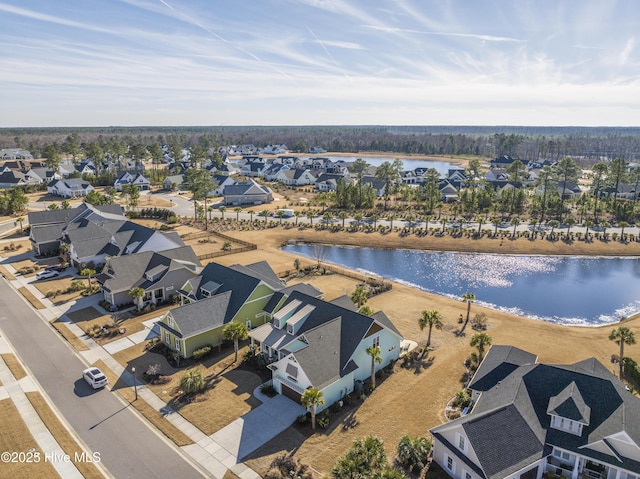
[317,413,330,429]
[296,413,309,425]
[192,346,212,360]
[263,454,313,479]
[260,383,276,396]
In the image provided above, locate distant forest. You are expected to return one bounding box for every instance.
[3,125,640,165]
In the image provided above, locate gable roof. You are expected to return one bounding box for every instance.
[469,345,538,392]
[432,347,640,478]
[168,291,233,338]
[99,246,201,294]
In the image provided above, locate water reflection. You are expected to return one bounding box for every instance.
[283,244,640,326]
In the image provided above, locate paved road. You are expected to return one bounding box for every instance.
[0,278,205,479]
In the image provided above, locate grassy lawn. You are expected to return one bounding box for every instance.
[113,341,266,435]
[93,360,193,446]
[0,398,60,479]
[25,392,105,479]
[2,353,27,380]
[0,264,16,280]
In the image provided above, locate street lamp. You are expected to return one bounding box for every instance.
[132,366,137,401]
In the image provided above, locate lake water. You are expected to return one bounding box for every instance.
[283,244,640,326]
[321,156,458,176]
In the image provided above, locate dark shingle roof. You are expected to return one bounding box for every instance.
[469,345,537,392]
[167,291,232,338]
[432,347,640,478]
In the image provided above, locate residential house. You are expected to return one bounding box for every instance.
[249,291,403,408]
[240,159,268,178]
[430,345,640,479]
[446,168,468,189]
[0,170,38,189]
[97,246,202,307]
[114,171,151,191]
[556,181,583,200]
[315,173,348,192]
[263,164,285,182]
[490,155,519,169]
[273,168,317,186]
[361,175,387,197]
[47,178,94,198]
[163,174,184,191]
[309,146,326,154]
[223,179,273,206]
[0,149,33,160]
[157,261,320,358]
[263,144,288,155]
[211,174,236,196]
[62,214,184,270]
[439,180,459,202]
[28,203,124,256]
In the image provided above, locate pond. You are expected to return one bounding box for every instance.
[283,244,640,326]
[320,156,458,176]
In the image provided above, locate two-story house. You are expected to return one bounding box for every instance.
[248,291,403,409]
[430,345,640,479]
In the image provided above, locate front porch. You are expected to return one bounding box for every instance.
[545,455,615,479]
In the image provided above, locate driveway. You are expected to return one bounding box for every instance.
[211,394,305,462]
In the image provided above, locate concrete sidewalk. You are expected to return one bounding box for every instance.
[1,259,299,479]
[0,335,84,479]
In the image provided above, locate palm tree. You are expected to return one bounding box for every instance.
[261,209,269,223]
[300,387,325,430]
[584,219,594,240]
[459,292,476,335]
[600,220,611,240]
[351,285,369,309]
[359,305,374,316]
[80,268,96,290]
[619,221,629,241]
[396,434,431,473]
[475,215,485,236]
[219,205,227,220]
[492,217,501,237]
[16,216,24,232]
[609,326,636,378]
[367,345,383,389]
[306,210,314,226]
[387,214,397,230]
[277,209,287,224]
[128,286,145,311]
[337,210,348,229]
[565,217,576,239]
[294,210,301,225]
[547,219,559,239]
[234,207,242,221]
[370,213,379,230]
[248,210,255,222]
[470,333,492,364]
[222,321,249,362]
[180,368,204,394]
[418,310,443,348]
[510,217,520,238]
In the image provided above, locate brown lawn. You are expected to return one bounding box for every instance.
[18,286,46,309]
[32,275,84,305]
[0,240,31,258]
[25,392,105,479]
[65,305,171,345]
[0,398,60,479]
[2,353,27,380]
[113,341,266,435]
[91,360,193,446]
[203,226,640,476]
[50,320,89,351]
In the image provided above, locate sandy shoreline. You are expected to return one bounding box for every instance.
[209,225,640,475]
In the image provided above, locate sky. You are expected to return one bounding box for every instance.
[1,0,639,127]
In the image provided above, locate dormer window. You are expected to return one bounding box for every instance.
[547,381,589,436]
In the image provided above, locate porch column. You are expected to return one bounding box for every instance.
[571,455,580,479]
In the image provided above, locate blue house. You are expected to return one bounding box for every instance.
[249,291,403,410]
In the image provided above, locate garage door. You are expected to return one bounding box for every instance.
[281,383,302,403]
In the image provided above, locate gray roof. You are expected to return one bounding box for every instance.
[274,291,402,389]
[469,345,537,393]
[329,295,357,311]
[432,347,640,478]
[167,291,232,338]
[100,246,201,294]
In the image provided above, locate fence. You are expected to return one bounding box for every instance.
[181,229,257,249]
[197,245,256,261]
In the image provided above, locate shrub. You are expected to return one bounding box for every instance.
[296,413,309,425]
[317,413,330,429]
[260,383,276,396]
[180,369,205,394]
[396,434,431,473]
[70,279,85,292]
[192,346,212,361]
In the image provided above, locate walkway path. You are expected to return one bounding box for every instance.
[1,256,305,478]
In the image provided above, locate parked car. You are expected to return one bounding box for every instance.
[35,269,59,280]
[45,264,67,272]
[82,367,108,389]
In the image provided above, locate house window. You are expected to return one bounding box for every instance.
[446,455,454,473]
[164,333,170,345]
[175,339,180,351]
[458,434,465,452]
[373,336,380,348]
[154,289,163,299]
[464,472,472,479]
[246,320,252,330]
